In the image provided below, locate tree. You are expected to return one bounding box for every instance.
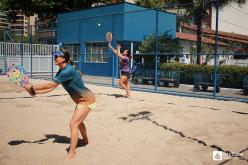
[135,0,180,8]
[0,30,4,41]
[139,32,182,64]
[0,30,39,43]
[135,0,246,64]
[139,32,182,53]
[180,0,246,64]
[3,0,112,20]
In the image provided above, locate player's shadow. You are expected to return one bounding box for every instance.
[107,94,126,98]
[8,134,87,147]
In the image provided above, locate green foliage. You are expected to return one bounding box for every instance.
[135,0,167,8]
[138,32,183,65]
[219,65,248,88]
[159,63,248,88]
[4,0,112,20]
[0,30,3,41]
[139,32,182,53]
[136,0,246,65]
[0,30,39,43]
[0,0,7,11]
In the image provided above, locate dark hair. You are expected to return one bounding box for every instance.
[61,48,82,76]
[125,49,131,59]
[61,48,74,65]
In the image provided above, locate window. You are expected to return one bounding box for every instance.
[64,43,80,62]
[86,42,108,63]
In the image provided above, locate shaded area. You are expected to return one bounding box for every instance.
[8,134,87,148]
[96,92,145,101]
[120,111,248,162]
[107,94,127,98]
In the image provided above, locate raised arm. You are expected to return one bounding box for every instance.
[108,44,126,60]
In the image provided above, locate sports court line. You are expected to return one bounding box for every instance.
[232,111,248,115]
[189,106,248,116]
[0,94,68,100]
[96,92,247,116]
[120,111,248,162]
[188,105,221,111]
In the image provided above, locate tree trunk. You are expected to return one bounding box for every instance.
[195,6,203,64]
[196,11,202,64]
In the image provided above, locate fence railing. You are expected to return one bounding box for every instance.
[0,42,59,77]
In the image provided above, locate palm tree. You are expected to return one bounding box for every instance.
[135,0,246,64]
[177,0,246,64]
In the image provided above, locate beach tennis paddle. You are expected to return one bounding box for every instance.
[106,32,112,43]
[6,64,29,87]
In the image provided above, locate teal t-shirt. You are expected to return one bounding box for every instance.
[53,64,90,100]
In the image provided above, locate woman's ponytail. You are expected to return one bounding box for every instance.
[61,48,82,77]
[62,49,73,64]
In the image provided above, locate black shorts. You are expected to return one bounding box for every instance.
[121,71,130,79]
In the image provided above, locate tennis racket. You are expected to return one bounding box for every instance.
[6,64,29,86]
[106,32,112,43]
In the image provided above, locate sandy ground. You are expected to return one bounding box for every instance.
[0,75,247,165]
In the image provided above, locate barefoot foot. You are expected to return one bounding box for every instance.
[66,152,76,160]
[83,138,89,145]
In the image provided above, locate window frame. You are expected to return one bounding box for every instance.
[85,41,109,63]
[63,43,80,62]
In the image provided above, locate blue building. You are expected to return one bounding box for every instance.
[57,2,176,77]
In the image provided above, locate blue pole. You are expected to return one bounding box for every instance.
[20,30,23,66]
[112,47,115,87]
[155,10,159,92]
[213,0,219,97]
[29,25,33,78]
[51,21,54,79]
[111,16,115,87]
[78,21,82,75]
[116,48,119,81]
[3,31,7,73]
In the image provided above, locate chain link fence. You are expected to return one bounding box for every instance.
[1,2,247,102]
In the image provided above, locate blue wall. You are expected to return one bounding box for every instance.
[57,3,176,77]
[123,4,176,41]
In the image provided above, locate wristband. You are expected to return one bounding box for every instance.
[30,86,36,96]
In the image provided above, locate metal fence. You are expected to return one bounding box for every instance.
[1,1,248,103]
[0,42,59,78]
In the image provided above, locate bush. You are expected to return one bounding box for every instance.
[159,63,248,88]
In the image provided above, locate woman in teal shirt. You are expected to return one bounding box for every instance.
[24,49,96,160]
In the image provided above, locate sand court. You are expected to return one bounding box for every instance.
[0,75,247,165]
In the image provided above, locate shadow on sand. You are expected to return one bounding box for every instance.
[8,134,87,152]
